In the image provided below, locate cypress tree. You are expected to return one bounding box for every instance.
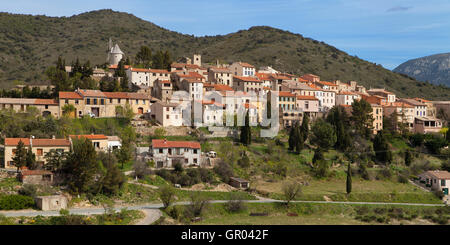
[300,113,309,143]
[346,162,352,194]
[404,150,412,166]
[12,140,27,172]
[240,110,251,145]
[25,146,36,170]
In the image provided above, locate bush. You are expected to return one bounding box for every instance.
[432,190,445,200]
[184,193,210,219]
[213,161,234,183]
[397,174,409,184]
[224,192,247,213]
[376,168,392,180]
[0,195,34,210]
[18,184,38,198]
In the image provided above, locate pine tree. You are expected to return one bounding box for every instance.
[135,46,152,67]
[56,56,65,72]
[12,140,27,172]
[346,162,352,194]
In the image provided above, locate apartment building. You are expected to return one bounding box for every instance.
[383,102,415,129]
[151,139,201,168]
[368,89,396,103]
[372,104,383,134]
[180,78,203,101]
[296,95,319,119]
[399,98,428,118]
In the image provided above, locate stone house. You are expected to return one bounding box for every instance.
[18,170,54,185]
[35,195,68,211]
[0,98,59,118]
[229,62,255,77]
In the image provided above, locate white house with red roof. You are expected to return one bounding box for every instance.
[126,67,171,88]
[229,62,256,77]
[151,139,202,168]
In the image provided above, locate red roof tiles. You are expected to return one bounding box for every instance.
[152,139,200,149]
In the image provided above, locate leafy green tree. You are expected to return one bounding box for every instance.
[159,185,176,209]
[62,104,76,117]
[282,180,302,206]
[237,152,250,168]
[12,140,27,172]
[351,99,374,138]
[424,135,448,154]
[62,138,99,194]
[311,119,337,150]
[114,58,129,92]
[373,130,392,164]
[346,163,352,194]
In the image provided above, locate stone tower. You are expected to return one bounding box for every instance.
[193,54,201,66]
[107,38,125,66]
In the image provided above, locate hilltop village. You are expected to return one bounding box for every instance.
[0,40,448,225]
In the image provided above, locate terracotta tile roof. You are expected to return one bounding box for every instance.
[182,78,203,83]
[126,93,151,100]
[69,134,108,140]
[0,98,58,105]
[178,72,204,80]
[213,84,233,91]
[33,99,58,105]
[234,62,254,68]
[296,95,319,101]
[270,74,291,80]
[382,102,414,108]
[102,92,129,99]
[200,100,225,107]
[148,69,171,74]
[338,91,359,95]
[233,76,261,82]
[203,83,214,88]
[423,170,450,179]
[255,72,272,80]
[171,63,202,70]
[109,65,131,69]
[20,170,53,176]
[278,91,296,97]
[152,139,200,149]
[209,67,232,73]
[77,89,106,97]
[318,81,337,87]
[4,138,70,147]
[59,92,83,99]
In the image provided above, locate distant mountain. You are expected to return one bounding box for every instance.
[0,9,449,100]
[394,53,450,87]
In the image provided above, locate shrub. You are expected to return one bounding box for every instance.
[225,192,247,213]
[159,185,176,209]
[432,190,445,200]
[213,161,234,183]
[397,174,409,184]
[0,195,34,210]
[18,184,38,198]
[184,193,210,219]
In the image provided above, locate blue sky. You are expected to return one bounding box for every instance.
[2,0,450,70]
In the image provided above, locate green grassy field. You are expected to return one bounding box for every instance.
[193,202,448,225]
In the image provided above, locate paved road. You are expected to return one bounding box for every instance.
[0,199,445,219]
[134,208,162,225]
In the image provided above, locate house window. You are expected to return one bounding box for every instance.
[118,99,121,103]
[441,180,446,186]
[159,149,163,153]
[100,99,105,105]
[194,158,198,164]
[93,142,100,148]
[45,105,49,109]
[86,99,90,105]
[194,149,198,154]
[166,115,169,119]
[37,149,43,156]
[75,100,79,104]
[93,99,98,105]
[65,99,69,104]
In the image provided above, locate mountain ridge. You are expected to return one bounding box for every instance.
[0,9,449,100]
[393,53,450,87]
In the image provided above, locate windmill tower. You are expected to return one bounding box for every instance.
[106,38,124,65]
